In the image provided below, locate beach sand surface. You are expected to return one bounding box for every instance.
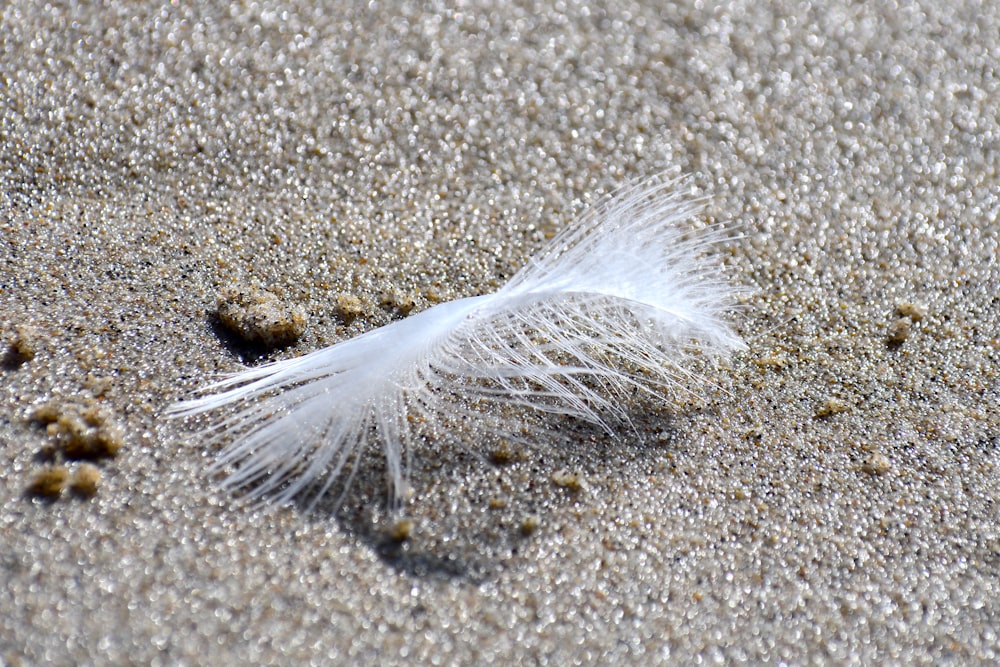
[2,1,999,664]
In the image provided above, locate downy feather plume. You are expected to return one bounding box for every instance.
[169,178,745,510]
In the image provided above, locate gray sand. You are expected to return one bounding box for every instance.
[2,1,999,664]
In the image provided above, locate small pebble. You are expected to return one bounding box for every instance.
[71,464,101,496]
[815,398,849,418]
[4,325,39,365]
[29,403,62,424]
[28,466,69,498]
[387,518,414,541]
[862,452,892,476]
[550,469,585,492]
[333,293,365,323]
[378,288,416,315]
[895,302,926,321]
[83,373,114,397]
[887,317,911,344]
[489,441,516,465]
[217,285,307,347]
[656,431,674,445]
[520,515,541,535]
[754,355,790,370]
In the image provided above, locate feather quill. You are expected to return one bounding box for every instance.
[169,178,745,510]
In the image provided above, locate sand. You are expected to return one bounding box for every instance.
[2,0,999,664]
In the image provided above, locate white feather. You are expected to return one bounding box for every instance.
[169,178,745,510]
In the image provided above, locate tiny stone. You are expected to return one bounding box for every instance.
[862,452,892,476]
[29,403,62,425]
[377,289,396,309]
[387,518,414,541]
[378,288,416,315]
[91,426,124,458]
[520,515,541,535]
[71,464,101,496]
[28,466,69,498]
[57,414,91,446]
[754,355,790,369]
[895,302,926,321]
[550,469,585,492]
[489,441,515,465]
[5,325,39,365]
[815,398,849,418]
[393,293,416,315]
[83,374,114,397]
[81,405,110,427]
[217,285,307,348]
[333,293,365,323]
[887,317,911,344]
